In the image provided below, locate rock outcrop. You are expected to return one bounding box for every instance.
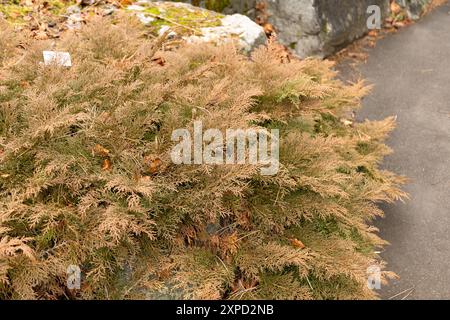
[266,0,391,58]
[0,0,435,57]
[175,0,434,57]
[174,0,391,58]
[127,1,266,52]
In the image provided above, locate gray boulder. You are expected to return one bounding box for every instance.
[253,0,390,58]
[315,0,390,57]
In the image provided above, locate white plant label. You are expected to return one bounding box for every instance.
[43,51,72,67]
[66,264,81,290]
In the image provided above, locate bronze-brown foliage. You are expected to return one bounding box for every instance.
[0,16,406,299]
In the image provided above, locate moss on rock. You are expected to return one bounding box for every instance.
[127,2,223,35]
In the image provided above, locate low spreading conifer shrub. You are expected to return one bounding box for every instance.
[0,16,406,299]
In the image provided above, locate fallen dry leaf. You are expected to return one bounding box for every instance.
[290,238,306,249]
[368,30,378,37]
[101,158,112,171]
[144,156,162,174]
[348,51,368,60]
[393,21,406,28]
[92,144,110,157]
[263,23,275,36]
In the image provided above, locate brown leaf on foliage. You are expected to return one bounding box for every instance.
[221,232,239,256]
[92,144,110,157]
[208,232,239,261]
[144,156,162,174]
[290,238,305,249]
[20,81,30,88]
[101,158,112,171]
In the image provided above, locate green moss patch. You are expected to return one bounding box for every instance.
[0,0,76,25]
[0,4,32,24]
[128,2,223,35]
